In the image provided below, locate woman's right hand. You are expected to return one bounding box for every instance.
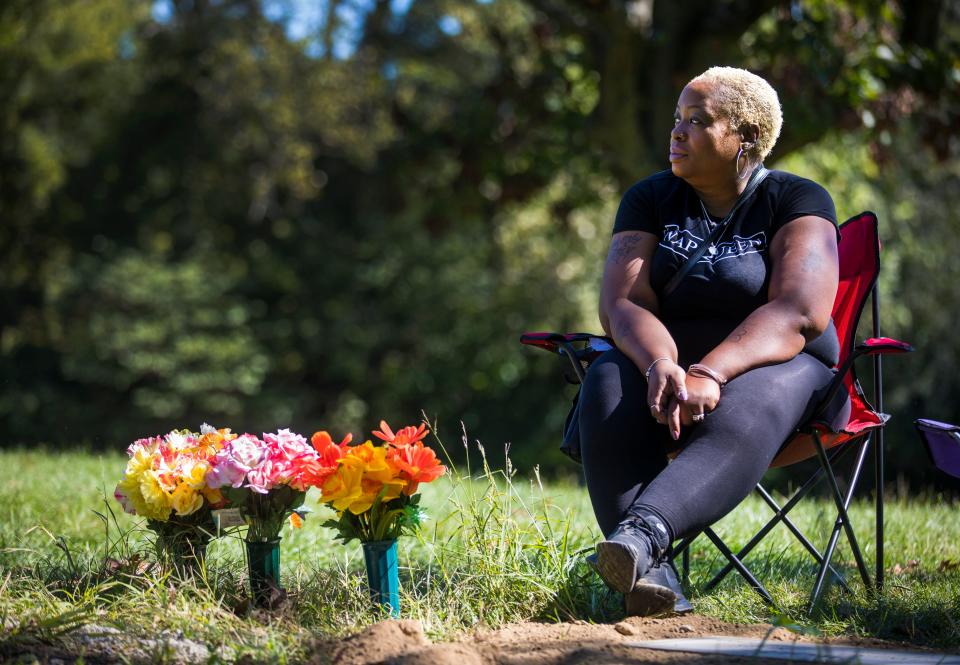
[646,359,688,440]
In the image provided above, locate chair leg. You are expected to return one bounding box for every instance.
[702,445,853,594]
[671,534,696,588]
[702,527,775,606]
[808,432,873,613]
[558,341,586,383]
[872,287,885,595]
[818,431,873,588]
[807,507,847,614]
[754,485,852,594]
[876,423,885,593]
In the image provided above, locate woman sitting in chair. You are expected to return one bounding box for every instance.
[582,66,851,614]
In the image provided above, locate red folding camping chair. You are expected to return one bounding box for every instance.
[521,211,913,613]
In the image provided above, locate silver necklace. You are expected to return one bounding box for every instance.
[698,199,720,256]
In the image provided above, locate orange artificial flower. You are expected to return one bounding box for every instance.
[302,431,352,488]
[196,427,237,459]
[312,431,352,461]
[387,441,446,495]
[372,420,429,448]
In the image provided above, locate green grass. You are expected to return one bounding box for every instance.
[1,439,958,663]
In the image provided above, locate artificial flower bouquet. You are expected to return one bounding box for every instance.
[204,428,322,542]
[114,425,236,571]
[315,421,446,617]
[113,418,447,613]
[114,424,319,600]
[203,427,334,605]
[316,421,446,543]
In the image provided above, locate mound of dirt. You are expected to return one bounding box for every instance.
[316,615,811,665]
[391,643,488,665]
[7,614,947,664]
[322,619,431,665]
[463,615,806,665]
[316,613,957,665]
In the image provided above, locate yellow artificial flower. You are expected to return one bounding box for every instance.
[366,445,403,483]
[347,489,380,515]
[319,444,407,515]
[180,458,209,489]
[201,485,224,505]
[359,443,407,505]
[350,477,405,514]
[126,446,155,477]
[320,460,365,513]
[139,470,173,521]
[345,441,378,467]
[373,476,406,503]
[116,475,150,517]
[171,483,204,517]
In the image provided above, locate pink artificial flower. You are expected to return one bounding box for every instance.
[205,434,264,489]
[263,429,312,462]
[126,436,162,457]
[204,429,321,494]
[230,434,264,468]
[114,486,134,514]
[205,453,248,489]
[259,429,318,491]
[245,459,275,494]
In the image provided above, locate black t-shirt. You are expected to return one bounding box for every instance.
[612,169,841,366]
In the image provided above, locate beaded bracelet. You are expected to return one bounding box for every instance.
[687,363,727,388]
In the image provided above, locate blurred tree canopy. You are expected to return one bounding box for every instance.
[1,0,958,487]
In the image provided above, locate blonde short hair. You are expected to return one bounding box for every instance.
[689,66,783,162]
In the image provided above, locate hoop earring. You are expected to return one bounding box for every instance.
[735,146,750,180]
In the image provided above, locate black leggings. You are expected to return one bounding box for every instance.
[579,349,850,540]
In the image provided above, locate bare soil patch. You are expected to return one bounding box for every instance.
[316,615,937,665]
[3,615,945,664]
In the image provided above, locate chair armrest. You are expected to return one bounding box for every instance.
[809,337,913,422]
[519,332,614,354]
[519,332,566,353]
[856,337,914,355]
[520,331,615,385]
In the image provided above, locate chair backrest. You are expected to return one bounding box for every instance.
[831,211,885,432]
[770,211,885,467]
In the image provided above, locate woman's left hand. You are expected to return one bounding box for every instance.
[679,375,721,425]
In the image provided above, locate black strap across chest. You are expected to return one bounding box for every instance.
[662,165,769,297]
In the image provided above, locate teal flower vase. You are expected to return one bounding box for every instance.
[246,538,282,607]
[362,539,400,617]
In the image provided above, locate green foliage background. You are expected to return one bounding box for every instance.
[2,0,959,487]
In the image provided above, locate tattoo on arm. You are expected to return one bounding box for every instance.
[614,317,632,340]
[609,235,644,264]
[731,327,748,343]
